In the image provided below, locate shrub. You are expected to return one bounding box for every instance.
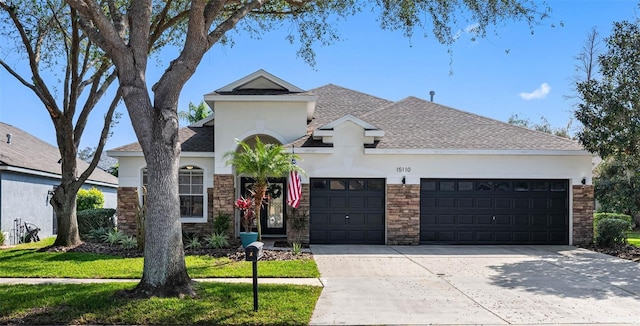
[593,212,634,229]
[101,228,126,246]
[0,231,5,246]
[85,227,109,241]
[205,232,229,249]
[77,187,105,211]
[213,212,232,235]
[184,235,202,250]
[118,236,137,250]
[77,208,116,238]
[594,218,631,247]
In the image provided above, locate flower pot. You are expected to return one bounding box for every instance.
[240,231,259,248]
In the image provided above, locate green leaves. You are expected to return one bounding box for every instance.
[576,19,640,160]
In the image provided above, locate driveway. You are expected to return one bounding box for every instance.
[310,245,640,325]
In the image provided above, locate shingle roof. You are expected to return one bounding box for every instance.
[109,83,585,153]
[361,96,584,150]
[109,126,214,152]
[0,122,118,185]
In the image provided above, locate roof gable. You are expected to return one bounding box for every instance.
[213,69,305,95]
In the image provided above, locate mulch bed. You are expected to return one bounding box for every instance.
[44,241,311,262]
[42,241,640,263]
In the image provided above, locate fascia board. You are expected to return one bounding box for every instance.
[364,148,593,156]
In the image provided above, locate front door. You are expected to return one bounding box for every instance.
[240,177,286,235]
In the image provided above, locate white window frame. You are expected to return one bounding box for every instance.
[141,166,207,223]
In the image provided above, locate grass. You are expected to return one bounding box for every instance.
[627,230,640,247]
[0,282,322,325]
[0,237,320,278]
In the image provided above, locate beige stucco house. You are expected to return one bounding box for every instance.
[108,69,594,245]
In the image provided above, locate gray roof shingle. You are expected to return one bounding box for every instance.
[109,83,585,153]
[109,126,214,153]
[0,122,118,185]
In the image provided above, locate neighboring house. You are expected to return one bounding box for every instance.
[0,122,118,244]
[109,69,594,246]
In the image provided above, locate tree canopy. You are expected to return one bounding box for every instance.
[575,19,640,160]
[61,0,552,297]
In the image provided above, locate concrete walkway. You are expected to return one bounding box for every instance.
[0,277,322,286]
[310,245,640,325]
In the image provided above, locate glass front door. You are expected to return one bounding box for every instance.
[240,177,286,235]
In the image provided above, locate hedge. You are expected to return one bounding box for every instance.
[77,208,116,236]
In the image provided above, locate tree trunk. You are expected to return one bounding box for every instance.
[51,186,80,247]
[254,184,267,241]
[126,98,193,298]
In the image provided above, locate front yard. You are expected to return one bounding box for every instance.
[0,238,322,325]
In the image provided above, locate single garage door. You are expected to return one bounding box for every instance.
[421,179,569,244]
[310,178,385,244]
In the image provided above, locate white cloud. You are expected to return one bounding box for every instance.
[519,83,551,100]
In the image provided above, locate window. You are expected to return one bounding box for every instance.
[142,166,205,221]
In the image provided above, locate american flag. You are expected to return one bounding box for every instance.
[287,159,301,208]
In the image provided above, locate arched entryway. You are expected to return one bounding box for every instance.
[233,134,288,237]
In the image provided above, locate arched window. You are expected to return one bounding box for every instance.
[141,166,205,221]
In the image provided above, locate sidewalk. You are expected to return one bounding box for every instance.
[0,277,323,286]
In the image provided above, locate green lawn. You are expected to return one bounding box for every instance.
[0,282,321,325]
[0,238,323,325]
[627,230,640,247]
[0,238,320,278]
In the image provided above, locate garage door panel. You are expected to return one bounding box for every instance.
[495,198,511,208]
[439,215,456,224]
[477,215,493,224]
[366,196,385,208]
[477,198,493,208]
[310,178,385,244]
[421,178,569,245]
[329,196,347,208]
[532,198,548,209]
[438,197,456,207]
[459,215,473,224]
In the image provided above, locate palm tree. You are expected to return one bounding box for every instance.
[224,136,304,240]
[178,101,212,124]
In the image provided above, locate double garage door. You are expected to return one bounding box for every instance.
[421,179,569,244]
[308,177,569,245]
[309,178,385,244]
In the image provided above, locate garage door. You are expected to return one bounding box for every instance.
[310,178,385,244]
[421,179,569,244]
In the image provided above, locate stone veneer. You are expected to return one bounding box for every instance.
[387,184,421,245]
[213,174,236,235]
[286,184,310,244]
[116,187,139,236]
[572,185,595,245]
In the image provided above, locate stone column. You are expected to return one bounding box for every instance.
[286,184,310,244]
[116,187,139,236]
[572,185,595,245]
[213,174,236,235]
[387,184,421,245]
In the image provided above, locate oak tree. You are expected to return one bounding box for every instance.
[62,0,551,297]
[0,0,119,247]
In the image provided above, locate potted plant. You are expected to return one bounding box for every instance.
[235,196,258,248]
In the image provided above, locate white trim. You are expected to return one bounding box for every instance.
[0,165,117,187]
[212,69,306,93]
[318,114,380,131]
[189,114,215,127]
[107,151,215,158]
[204,94,317,103]
[288,147,334,154]
[364,148,592,156]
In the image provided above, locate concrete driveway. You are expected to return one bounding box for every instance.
[310,245,640,325]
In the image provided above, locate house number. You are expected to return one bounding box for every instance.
[396,167,411,173]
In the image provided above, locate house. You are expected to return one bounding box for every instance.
[0,122,118,244]
[109,70,594,245]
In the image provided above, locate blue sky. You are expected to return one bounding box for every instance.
[1,1,639,151]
